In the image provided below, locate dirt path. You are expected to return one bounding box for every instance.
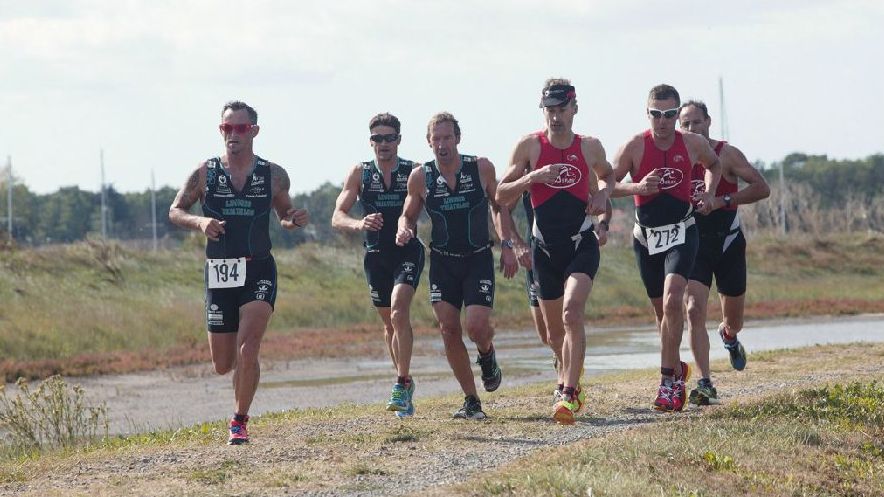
[3,341,883,497]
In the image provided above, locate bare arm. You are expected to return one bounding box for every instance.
[611,136,660,198]
[395,167,426,246]
[583,137,613,215]
[480,157,518,279]
[271,163,309,230]
[169,163,225,240]
[497,135,562,206]
[720,144,770,207]
[686,134,722,215]
[332,164,379,233]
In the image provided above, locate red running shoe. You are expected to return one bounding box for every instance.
[671,361,691,412]
[228,416,249,445]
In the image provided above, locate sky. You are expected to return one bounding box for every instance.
[1,0,882,195]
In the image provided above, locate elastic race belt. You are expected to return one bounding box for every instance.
[430,242,492,258]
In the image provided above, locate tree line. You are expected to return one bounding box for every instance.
[0,153,881,247]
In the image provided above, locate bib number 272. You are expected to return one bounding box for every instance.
[207,258,246,289]
[646,222,686,255]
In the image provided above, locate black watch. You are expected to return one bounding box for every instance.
[501,239,514,249]
[723,194,733,208]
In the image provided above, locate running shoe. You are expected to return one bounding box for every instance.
[689,381,720,406]
[227,416,249,445]
[553,395,580,425]
[452,395,486,420]
[476,346,502,392]
[653,383,675,412]
[671,361,691,412]
[386,383,409,412]
[553,386,564,405]
[574,364,586,413]
[396,380,416,418]
[719,323,747,371]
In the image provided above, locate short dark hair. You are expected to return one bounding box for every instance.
[647,84,680,107]
[222,101,258,124]
[681,100,710,119]
[369,113,401,134]
[426,112,461,140]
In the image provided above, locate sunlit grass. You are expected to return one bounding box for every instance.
[2,235,884,378]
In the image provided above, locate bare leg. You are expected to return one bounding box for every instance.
[562,273,593,388]
[232,300,272,416]
[720,293,746,337]
[660,274,688,376]
[539,298,566,385]
[375,308,398,372]
[686,280,712,379]
[433,301,477,397]
[390,283,416,378]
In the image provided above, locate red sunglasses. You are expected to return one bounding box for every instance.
[219,123,255,133]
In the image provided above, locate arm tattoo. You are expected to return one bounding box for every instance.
[271,164,291,196]
[175,168,202,209]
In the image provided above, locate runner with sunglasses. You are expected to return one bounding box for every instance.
[332,113,424,417]
[397,112,518,420]
[169,100,309,444]
[497,79,614,424]
[611,84,721,412]
[678,100,770,405]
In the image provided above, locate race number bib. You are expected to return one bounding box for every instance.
[646,222,686,255]
[207,258,246,289]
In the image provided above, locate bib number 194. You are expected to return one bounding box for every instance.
[646,222,686,255]
[207,258,246,289]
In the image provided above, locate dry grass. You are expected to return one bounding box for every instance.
[2,235,884,380]
[1,343,882,496]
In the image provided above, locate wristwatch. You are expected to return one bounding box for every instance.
[501,239,514,249]
[723,194,733,208]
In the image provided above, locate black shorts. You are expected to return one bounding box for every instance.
[526,269,539,308]
[632,224,699,299]
[429,248,494,309]
[363,240,425,307]
[205,256,277,333]
[690,230,747,296]
[532,230,600,301]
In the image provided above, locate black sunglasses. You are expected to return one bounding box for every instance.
[370,133,399,143]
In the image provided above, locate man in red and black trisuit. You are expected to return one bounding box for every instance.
[497,78,614,425]
[612,84,721,412]
[679,100,770,405]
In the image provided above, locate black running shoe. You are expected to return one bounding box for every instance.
[452,395,486,420]
[476,346,502,392]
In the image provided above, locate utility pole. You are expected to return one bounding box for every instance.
[779,161,787,235]
[718,76,729,141]
[151,169,158,251]
[6,156,11,241]
[100,149,107,239]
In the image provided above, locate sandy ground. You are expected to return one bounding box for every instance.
[2,338,882,497]
[45,314,884,435]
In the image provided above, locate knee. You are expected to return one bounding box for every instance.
[686,301,705,327]
[213,359,234,376]
[562,306,584,332]
[663,290,686,316]
[723,317,743,334]
[238,340,261,366]
[464,319,490,342]
[390,308,409,331]
[439,323,462,344]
